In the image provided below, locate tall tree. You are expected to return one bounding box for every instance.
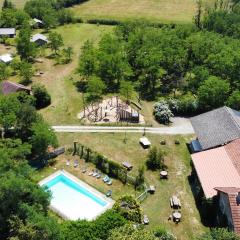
[17,25,36,61]
[49,32,63,55]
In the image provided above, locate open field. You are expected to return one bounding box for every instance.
[33,24,113,124]
[0,0,26,8]
[33,132,206,239]
[71,0,197,23]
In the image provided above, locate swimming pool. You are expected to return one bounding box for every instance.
[39,170,114,220]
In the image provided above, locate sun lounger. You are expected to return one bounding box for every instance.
[96,172,102,179]
[74,160,78,168]
[107,179,112,185]
[106,190,112,197]
[66,159,70,166]
[92,170,98,177]
[103,175,109,182]
[82,167,87,173]
[88,170,94,176]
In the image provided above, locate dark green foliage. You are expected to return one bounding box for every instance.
[17,25,36,61]
[31,121,58,158]
[32,84,51,109]
[197,76,230,110]
[227,90,240,110]
[49,32,64,54]
[61,210,127,240]
[198,228,240,240]
[2,0,14,9]
[153,226,176,240]
[146,146,165,170]
[113,195,142,223]
[108,224,157,240]
[86,76,106,104]
[134,165,145,190]
[19,60,34,85]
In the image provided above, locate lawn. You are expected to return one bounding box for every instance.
[34,132,207,239]
[34,24,114,125]
[0,0,26,8]
[71,0,197,24]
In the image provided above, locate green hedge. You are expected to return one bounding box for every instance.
[75,143,130,184]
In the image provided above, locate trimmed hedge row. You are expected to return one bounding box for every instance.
[75,143,132,184]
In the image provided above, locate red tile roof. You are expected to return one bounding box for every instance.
[191,146,240,198]
[1,81,31,95]
[215,187,240,234]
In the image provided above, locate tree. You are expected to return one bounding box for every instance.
[2,0,14,9]
[198,228,240,240]
[78,40,96,79]
[108,224,157,240]
[61,210,127,240]
[153,101,173,125]
[32,84,51,109]
[119,80,134,102]
[113,195,142,223]
[30,121,58,158]
[135,165,145,190]
[0,94,20,138]
[194,0,203,29]
[86,76,106,104]
[227,90,240,110]
[0,62,11,81]
[197,76,230,111]
[146,146,165,170]
[49,32,63,55]
[19,60,34,85]
[62,46,73,63]
[17,24,36,61]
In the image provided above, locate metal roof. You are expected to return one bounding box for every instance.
[0,53,13,63]
[190,107,240,150]
[30,33,48,43]
[192,142,240,198]
[0,28,15,35]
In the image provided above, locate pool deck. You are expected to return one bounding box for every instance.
[39,170,115,220]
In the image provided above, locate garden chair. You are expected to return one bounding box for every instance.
[74,160,78,168]
[106,190,112,197]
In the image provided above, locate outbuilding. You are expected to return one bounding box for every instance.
[0,53,13,64]
[31,33,48,46]
[0,28,16,38]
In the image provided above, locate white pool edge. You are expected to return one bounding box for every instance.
[39,170,115,221]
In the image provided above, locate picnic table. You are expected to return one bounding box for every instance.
[170,195,181,209]
[122,161,133,171]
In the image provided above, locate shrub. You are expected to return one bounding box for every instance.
[146,146,165,170]
[154,226,177,240]
[153,101,173,125]
[113,195,142,223]
[227,90,240,110]
[32,84,51,109]
[134,166,145,190]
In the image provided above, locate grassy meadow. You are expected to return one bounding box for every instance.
[33,132,206,240]
[34,24,113,124]
[71,0,197,23]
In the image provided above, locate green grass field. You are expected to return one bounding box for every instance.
[34,132,206,239]
[71,0,197,23]
[35,24,113,125]
[0,0,26,8]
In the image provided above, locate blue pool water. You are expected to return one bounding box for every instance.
[41,173,110,220]
[44,174,107,206]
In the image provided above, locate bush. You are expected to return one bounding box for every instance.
[32,84,51,109]
[134,166,145,190]
[87,19,121,26]
[113,195,142,223]
[175,93,198,115]
[154,226,177,240]
[146,146,165,170]
[227,90,240,110]
[153,100,173,125]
